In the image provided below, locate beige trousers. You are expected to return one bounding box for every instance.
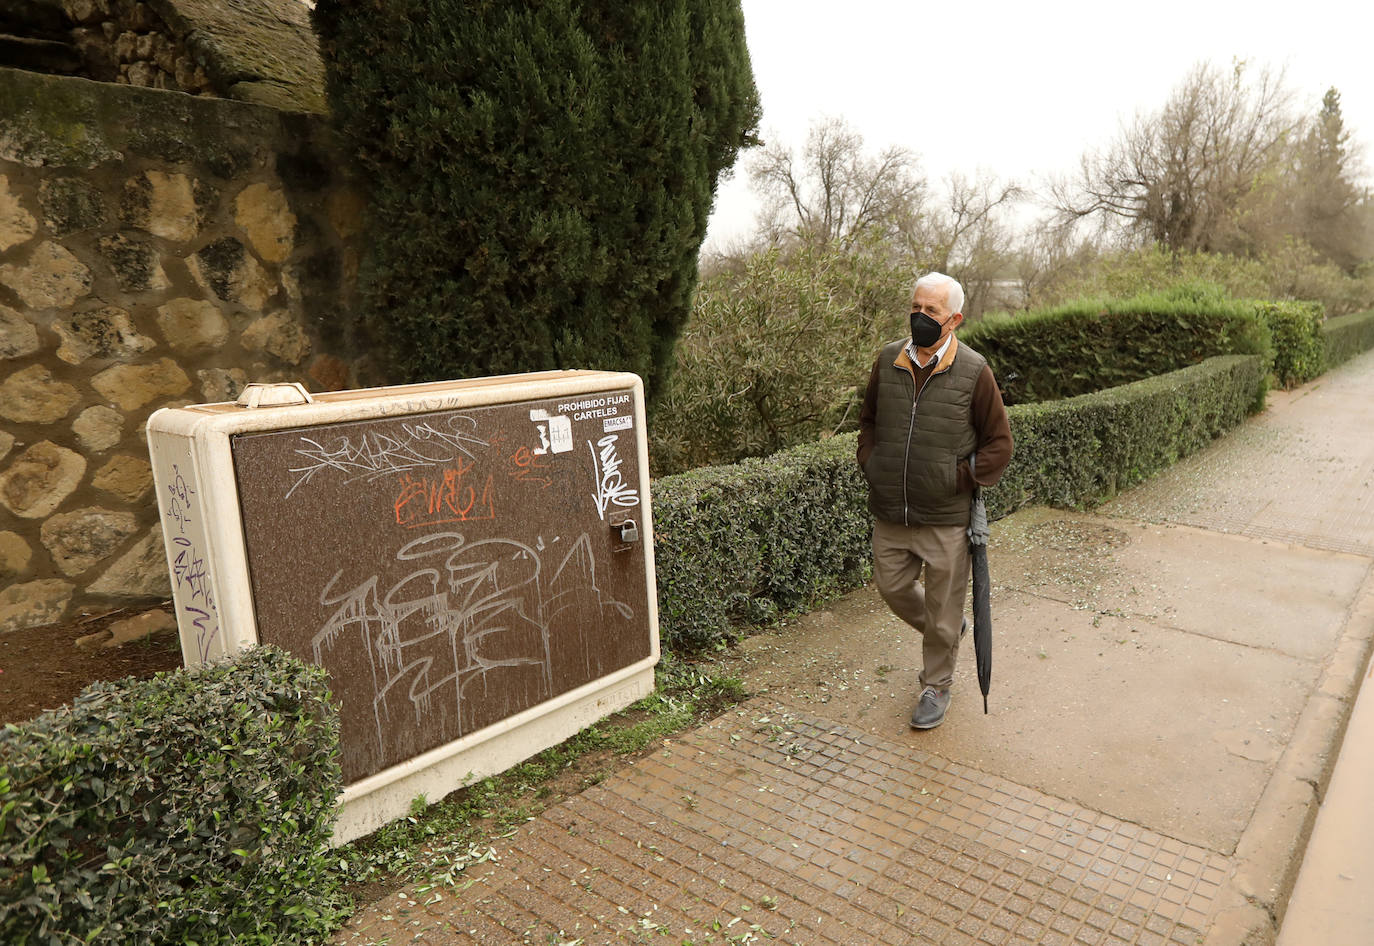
[872,519,970,690]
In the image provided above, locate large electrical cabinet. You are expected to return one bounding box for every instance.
[147,371,658,843]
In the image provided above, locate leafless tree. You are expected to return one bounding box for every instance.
[748,116,928,248]
[1050,60,1299,255]
[915,172,1026,318]
[747,119,1025,317]
[1013,222,1102,310]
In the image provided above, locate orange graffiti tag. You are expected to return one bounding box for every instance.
[509,445,553,489]
[394,461,496,528]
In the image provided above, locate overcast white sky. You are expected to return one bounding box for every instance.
[702,0,1374,251]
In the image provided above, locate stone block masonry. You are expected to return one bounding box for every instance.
[0,65,372,634]
[4,0,325,114]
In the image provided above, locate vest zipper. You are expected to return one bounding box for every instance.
[902,354,952,526]
[902,378,922,527]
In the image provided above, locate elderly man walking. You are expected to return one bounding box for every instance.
[857,272,1014,729]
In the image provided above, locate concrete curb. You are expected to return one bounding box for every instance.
[1205,564,1374,946]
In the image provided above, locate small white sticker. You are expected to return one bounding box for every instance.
[604,415,633,433]
[528,409,574,454]
[547,415,573,452]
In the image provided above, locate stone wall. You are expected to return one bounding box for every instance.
[0,65,370,633]
[1,0,324,112]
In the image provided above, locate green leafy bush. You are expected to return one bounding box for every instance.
[1254,300,1327,387]
[1029,245,1273,306]
[312,0,759,394]
[651,241,907,474]
[1321,307,1374,368]
[1026,243,1374,318]
[653,434,871,651]
[0,647,345,946]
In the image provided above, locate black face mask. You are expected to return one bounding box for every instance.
[910,311,944,348]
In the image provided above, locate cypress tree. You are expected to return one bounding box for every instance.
[311,1,760,393]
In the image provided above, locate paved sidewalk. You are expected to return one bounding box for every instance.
[337,349,1374,945]
[343,704,1227,945]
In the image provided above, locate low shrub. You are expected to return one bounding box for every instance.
[1254,299,1326,387]
[1321,307,1374,369]
[0,646,345,946]
[653,434,871,651]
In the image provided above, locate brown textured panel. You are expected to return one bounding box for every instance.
[230,389,650,784]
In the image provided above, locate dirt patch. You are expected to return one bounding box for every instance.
[1027,518,1131,551]
[0,604,184,725]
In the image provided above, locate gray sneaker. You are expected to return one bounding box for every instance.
[910,686,951,729]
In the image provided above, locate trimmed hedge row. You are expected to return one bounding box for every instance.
[959,288,1273,404]
[1255,300,1326,388]
[0,647,345,946]
[653,353,1266,652]
[1322,307,1374,369]
[983,354,1262,516]
[653,434,872,651]
[964,286,1337,397]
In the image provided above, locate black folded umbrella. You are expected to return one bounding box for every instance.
[967,484,993,714]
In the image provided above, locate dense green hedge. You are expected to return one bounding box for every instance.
[1322,307,1374,368]
[652,354,1265,651]
[983,354,1263,516]
[1254,300,1326,387]
[653,434,871,651]
[0,647,345,946]
[961,287,1273,405]
[963,285,1337,399]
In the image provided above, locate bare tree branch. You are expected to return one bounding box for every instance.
[1050,60,1302,254]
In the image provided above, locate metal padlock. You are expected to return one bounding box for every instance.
[617,519,639,544]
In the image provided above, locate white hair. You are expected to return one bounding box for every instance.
[912,272,964,316]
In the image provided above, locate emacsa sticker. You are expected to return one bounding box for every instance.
[603,415,633,433]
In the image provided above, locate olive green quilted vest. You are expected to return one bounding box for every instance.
[862,339,985,527]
